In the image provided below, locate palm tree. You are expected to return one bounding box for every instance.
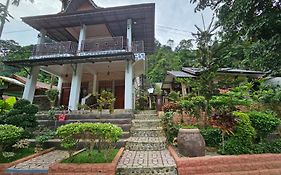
[0,0,34,38]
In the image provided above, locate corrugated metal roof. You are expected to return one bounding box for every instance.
[167,71,196,78]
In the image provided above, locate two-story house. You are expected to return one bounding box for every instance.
[4,0,155,110]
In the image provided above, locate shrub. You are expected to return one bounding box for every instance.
[46,89,59,107]
[219,112,256,155]
[200,127,222,147]
[167,91,180,102]
[161,112,180,143]
[252,139,281,154]
[97,90,116,114]
[0,97,16,115]
[247,111,281,141]
[2,99,38,136]
[0,125,24,152]
[162,102,179,113]
[56,123,123,158]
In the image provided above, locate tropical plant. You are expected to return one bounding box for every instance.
[0,96,16,114]
[97,90,116,114]
[46,89,59,107]
[161,112,180,143]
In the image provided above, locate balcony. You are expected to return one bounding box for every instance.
[30,36,144,59]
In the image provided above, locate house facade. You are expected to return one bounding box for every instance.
[4,0,155,110]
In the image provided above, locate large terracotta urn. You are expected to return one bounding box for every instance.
[177,128,205,157]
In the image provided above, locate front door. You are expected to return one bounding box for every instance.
[115,86,124,109]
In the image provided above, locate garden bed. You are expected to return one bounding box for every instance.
[0,148,55,174]
[49,147,124,175]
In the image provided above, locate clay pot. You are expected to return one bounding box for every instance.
[177,128,205,157]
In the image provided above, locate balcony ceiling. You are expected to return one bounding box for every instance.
[22,3,155,53]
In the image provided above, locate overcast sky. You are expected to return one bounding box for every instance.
[0,0,213,47]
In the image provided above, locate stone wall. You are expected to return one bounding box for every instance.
[33,95,51,111]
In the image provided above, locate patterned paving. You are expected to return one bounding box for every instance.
[117,112,178,175]
[118,150,176,169]
[6,150,69,173]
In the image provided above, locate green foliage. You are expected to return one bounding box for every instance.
[61,149,119,164]
[200,127,222,147]
[161,112,180,143]
[252,139,281,154]
[46,89,59,107]
[56,123,123,158]
[162,102,179,113]
[1,99,38,136]
[97,90,116,114]
[179,96,207,118]
[0,97,16,114]
[167,91,180,102]
[0,124,24,152]
[247,111,281,141]
[135,89,148,110]
[219,112,256,155]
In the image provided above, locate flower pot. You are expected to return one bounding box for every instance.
[177,128,205,157]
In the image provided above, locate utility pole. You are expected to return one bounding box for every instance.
[0,0,10,38]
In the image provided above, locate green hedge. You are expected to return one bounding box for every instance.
[200,127,221,147]
[0,125,24,152]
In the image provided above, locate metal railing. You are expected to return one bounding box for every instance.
[30,37,145,58]
[132,40,144,53]
[32,41,78,57]
[82,36,124,52]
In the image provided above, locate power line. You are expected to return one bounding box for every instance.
[3,29,34,34]
[157,24,193,34]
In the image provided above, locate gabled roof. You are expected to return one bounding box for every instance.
[64,0,100,13]
[12,75,56,90]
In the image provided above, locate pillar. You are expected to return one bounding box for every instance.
[77,24,86,53]
[68,64,83,110]
[181,83,187,97]
[92,73,97,95]
[127,19,132,52]
[125,60,133,110]
[57,77,63,105]
[22,66,40,103]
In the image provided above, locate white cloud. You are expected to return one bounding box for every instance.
[1,0,214,47]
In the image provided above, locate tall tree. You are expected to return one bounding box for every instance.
[190,0,281,75]
[0,0,34,38]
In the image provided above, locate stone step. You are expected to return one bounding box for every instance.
[131,127,164,137]
[36,113,133,120]
[134,114,158,120]
[117,150,177,175]
[132,119,161,128]
[125,137,167,151]
[135,110,157,115]
[38,123,132,132]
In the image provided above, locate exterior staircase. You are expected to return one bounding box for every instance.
[117,110,178,175]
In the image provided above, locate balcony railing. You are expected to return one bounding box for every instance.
[31,36,144,59]
[32,41,77,58]
[132,41,144,53]
[82,36,124,52]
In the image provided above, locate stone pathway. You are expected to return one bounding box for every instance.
[117,111,178,175]
[6,150,69,174]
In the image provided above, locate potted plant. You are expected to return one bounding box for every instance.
[49,122,124,175]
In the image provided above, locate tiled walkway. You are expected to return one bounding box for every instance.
[6,150,69,174]
[117,111,178,175]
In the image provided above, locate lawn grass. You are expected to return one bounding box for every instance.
[0,148,35,163]
[61,149,119,164]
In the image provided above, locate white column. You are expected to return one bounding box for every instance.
[22,66,40,103]
[181,83,187,97]
[127,19,132,52]
[77,24,86,53]
[92,73,97,95]
[125,60,133,110]
[37,29,46,45]
[68,64,83,110]
[57,77,63,105]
